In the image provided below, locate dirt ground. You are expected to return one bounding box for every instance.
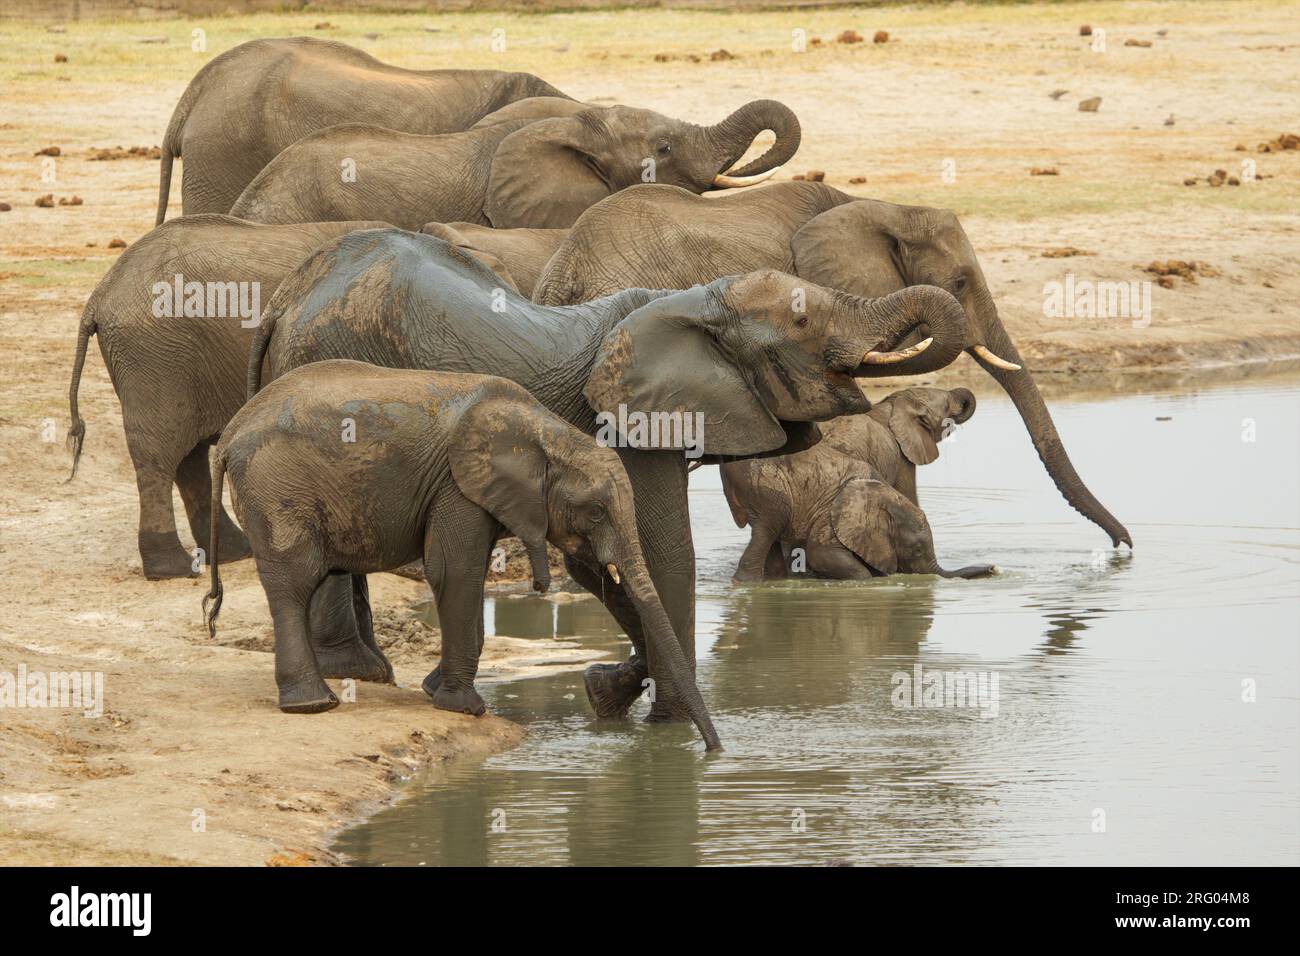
[1,1,1297,865]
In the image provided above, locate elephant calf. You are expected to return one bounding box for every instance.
[204,360,721,750]
[721,387,995,582]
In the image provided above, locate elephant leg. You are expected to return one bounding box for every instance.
[260,565,337,713]
[350,574,394,682]
[733,522,781,583]
[126,433,194,580]
[805,544,876,580]
[421,502,493,717]
[567,554,651,719]
[763,540,789,579]
[175,442,251,562]
[307,572,390,683]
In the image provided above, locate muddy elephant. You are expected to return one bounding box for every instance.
[66,214,388,579]
[721,387,994,581]
[246,230,969,725]
[157,36,570,222]
[817,386,976,505]
[227,99,801,230]
[419,221,569,297]
[205,361,721,749]
[534,182,1131,548]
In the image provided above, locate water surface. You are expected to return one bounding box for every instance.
[338,372,1300,866]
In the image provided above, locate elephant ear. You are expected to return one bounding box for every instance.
[790,200,908,298]
[420,222,520,292]
[485,115,613,228]
[447,397,551,592]
[889,394,940,466]
[583,287,790,458]
[830,478,899,575]
[471,96,591,130]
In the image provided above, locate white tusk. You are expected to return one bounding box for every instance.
[862,336,932,365]
[712,165,781,188]
[606,563,621,584]
[972,344,1021,371]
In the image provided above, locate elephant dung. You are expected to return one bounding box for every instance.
[1078,97,1102,112]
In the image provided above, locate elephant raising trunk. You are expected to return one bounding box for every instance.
[706,100,802,187]
[844,285,970,377]
[969,288,1132,547]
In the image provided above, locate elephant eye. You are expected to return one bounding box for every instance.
[586,504,606,523]
[795,315,809,328]
[656,143,672,157]
[953,275,968,294]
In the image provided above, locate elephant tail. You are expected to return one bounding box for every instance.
[202,449,226,638]
[66,304,97,481]
[156,86,191,225]
[246,291,280,400]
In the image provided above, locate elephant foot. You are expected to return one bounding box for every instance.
[421,665,443,699]
[583,662,646,718]
[278,676,339,714]
[314,641,394,684]
[431,682,486,717]
[139,531,199,580]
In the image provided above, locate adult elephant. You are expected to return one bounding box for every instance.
[419,221,569,297]
[247,230,969,724]
[227,99,800,230]
[534,182,1131,547]
[156,37,571,223]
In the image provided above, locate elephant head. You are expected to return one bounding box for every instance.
[791,200,1132,547]
[831,478,995,579]
[584,270,969,461]
[485,100,800,228]
[875,386,976,466]
[448,392,722,751]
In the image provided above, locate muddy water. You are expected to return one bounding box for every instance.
[337,374,1300,866]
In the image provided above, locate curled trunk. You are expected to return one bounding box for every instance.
[705,100,802,178]
[850,285,969,376]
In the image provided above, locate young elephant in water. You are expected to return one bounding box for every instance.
[721,386,994,582]
[204,360,721,750]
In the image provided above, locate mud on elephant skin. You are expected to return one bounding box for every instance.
[534,182,1131,548]
[227,98,801,230]
[419,221,570,297]
[66,214,389,580]
[205,362,722,750]
[244,229,970,725]
[157,36,570,222]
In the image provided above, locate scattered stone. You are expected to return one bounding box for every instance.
[1164,114,1175,126]
[809,37,823,47]
[1080,25,1093,36]
[873,31,890,44]
[792,170,825,182]
[58,195,82,206]
[34,146,60,156]
[0,203,11,212]
[1042,247,1091,258]
[34,193,54,207]
[849,176,866,184]
[1256,133,1299,152]
[1049,89,1069,100]
[1124,39,1153,48]
[108,238,127,248]
[1183,177,1198,186]
[89,145,161,161]
[54,53,67,63]
[1207,168,1228,186]
[709,49,735,61]
[1030,167,1059,176]
[314,22,335,30]
[837,30,863,44]
[1078,97,1102,112]
[1234,143,1247,151]
[1228,176,1241,186]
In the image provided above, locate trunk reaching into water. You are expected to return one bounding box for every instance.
[705,100,802,178]
[973,303,1133,548]
[620,552,722,751]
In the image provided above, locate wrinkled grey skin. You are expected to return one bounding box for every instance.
[721,386,994,581]
[205,362,721,749]
[420,221,569,297]
[246,230,969,725]
[157,36,570,222]
[535,182,1131,548]
[228,98,800,230]
[66,214,388,580]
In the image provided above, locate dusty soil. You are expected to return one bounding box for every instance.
[1,1,1297,865]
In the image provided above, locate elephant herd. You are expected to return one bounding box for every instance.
[66,36,1130,751]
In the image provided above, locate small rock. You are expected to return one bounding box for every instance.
[1227,176,1240,186]
[54,53,67,63]
[1049,89,1069,100]
[1156,416,1172,422]
[873,31,889,44]
[1078,97,1102,112]
[137,36,168,44]
[837,30,863,44]
[1157,29,1168,37]
[1124,39,1153,48]
[1164,114,1175,126]
[849,176,866,184]
[1042,247,1090,258]
[0,202,11,212]
[709,49,735,61]
[1234,144,1247,151]
[35,193,54,207]
[34,146,60,156]
[1183,177,1197,186]
[797,170,825,182]
[58,195,83,206]
[108,238,127,248]
[1030,167,1059,176]
[314,22,335,30]
[1080,25,1093,36]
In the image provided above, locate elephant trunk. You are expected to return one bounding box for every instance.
[706,100,801,185]
[951,387,977,424]
[614,544,722,751]
[970,295,1132,548]
[847,285,970,377]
